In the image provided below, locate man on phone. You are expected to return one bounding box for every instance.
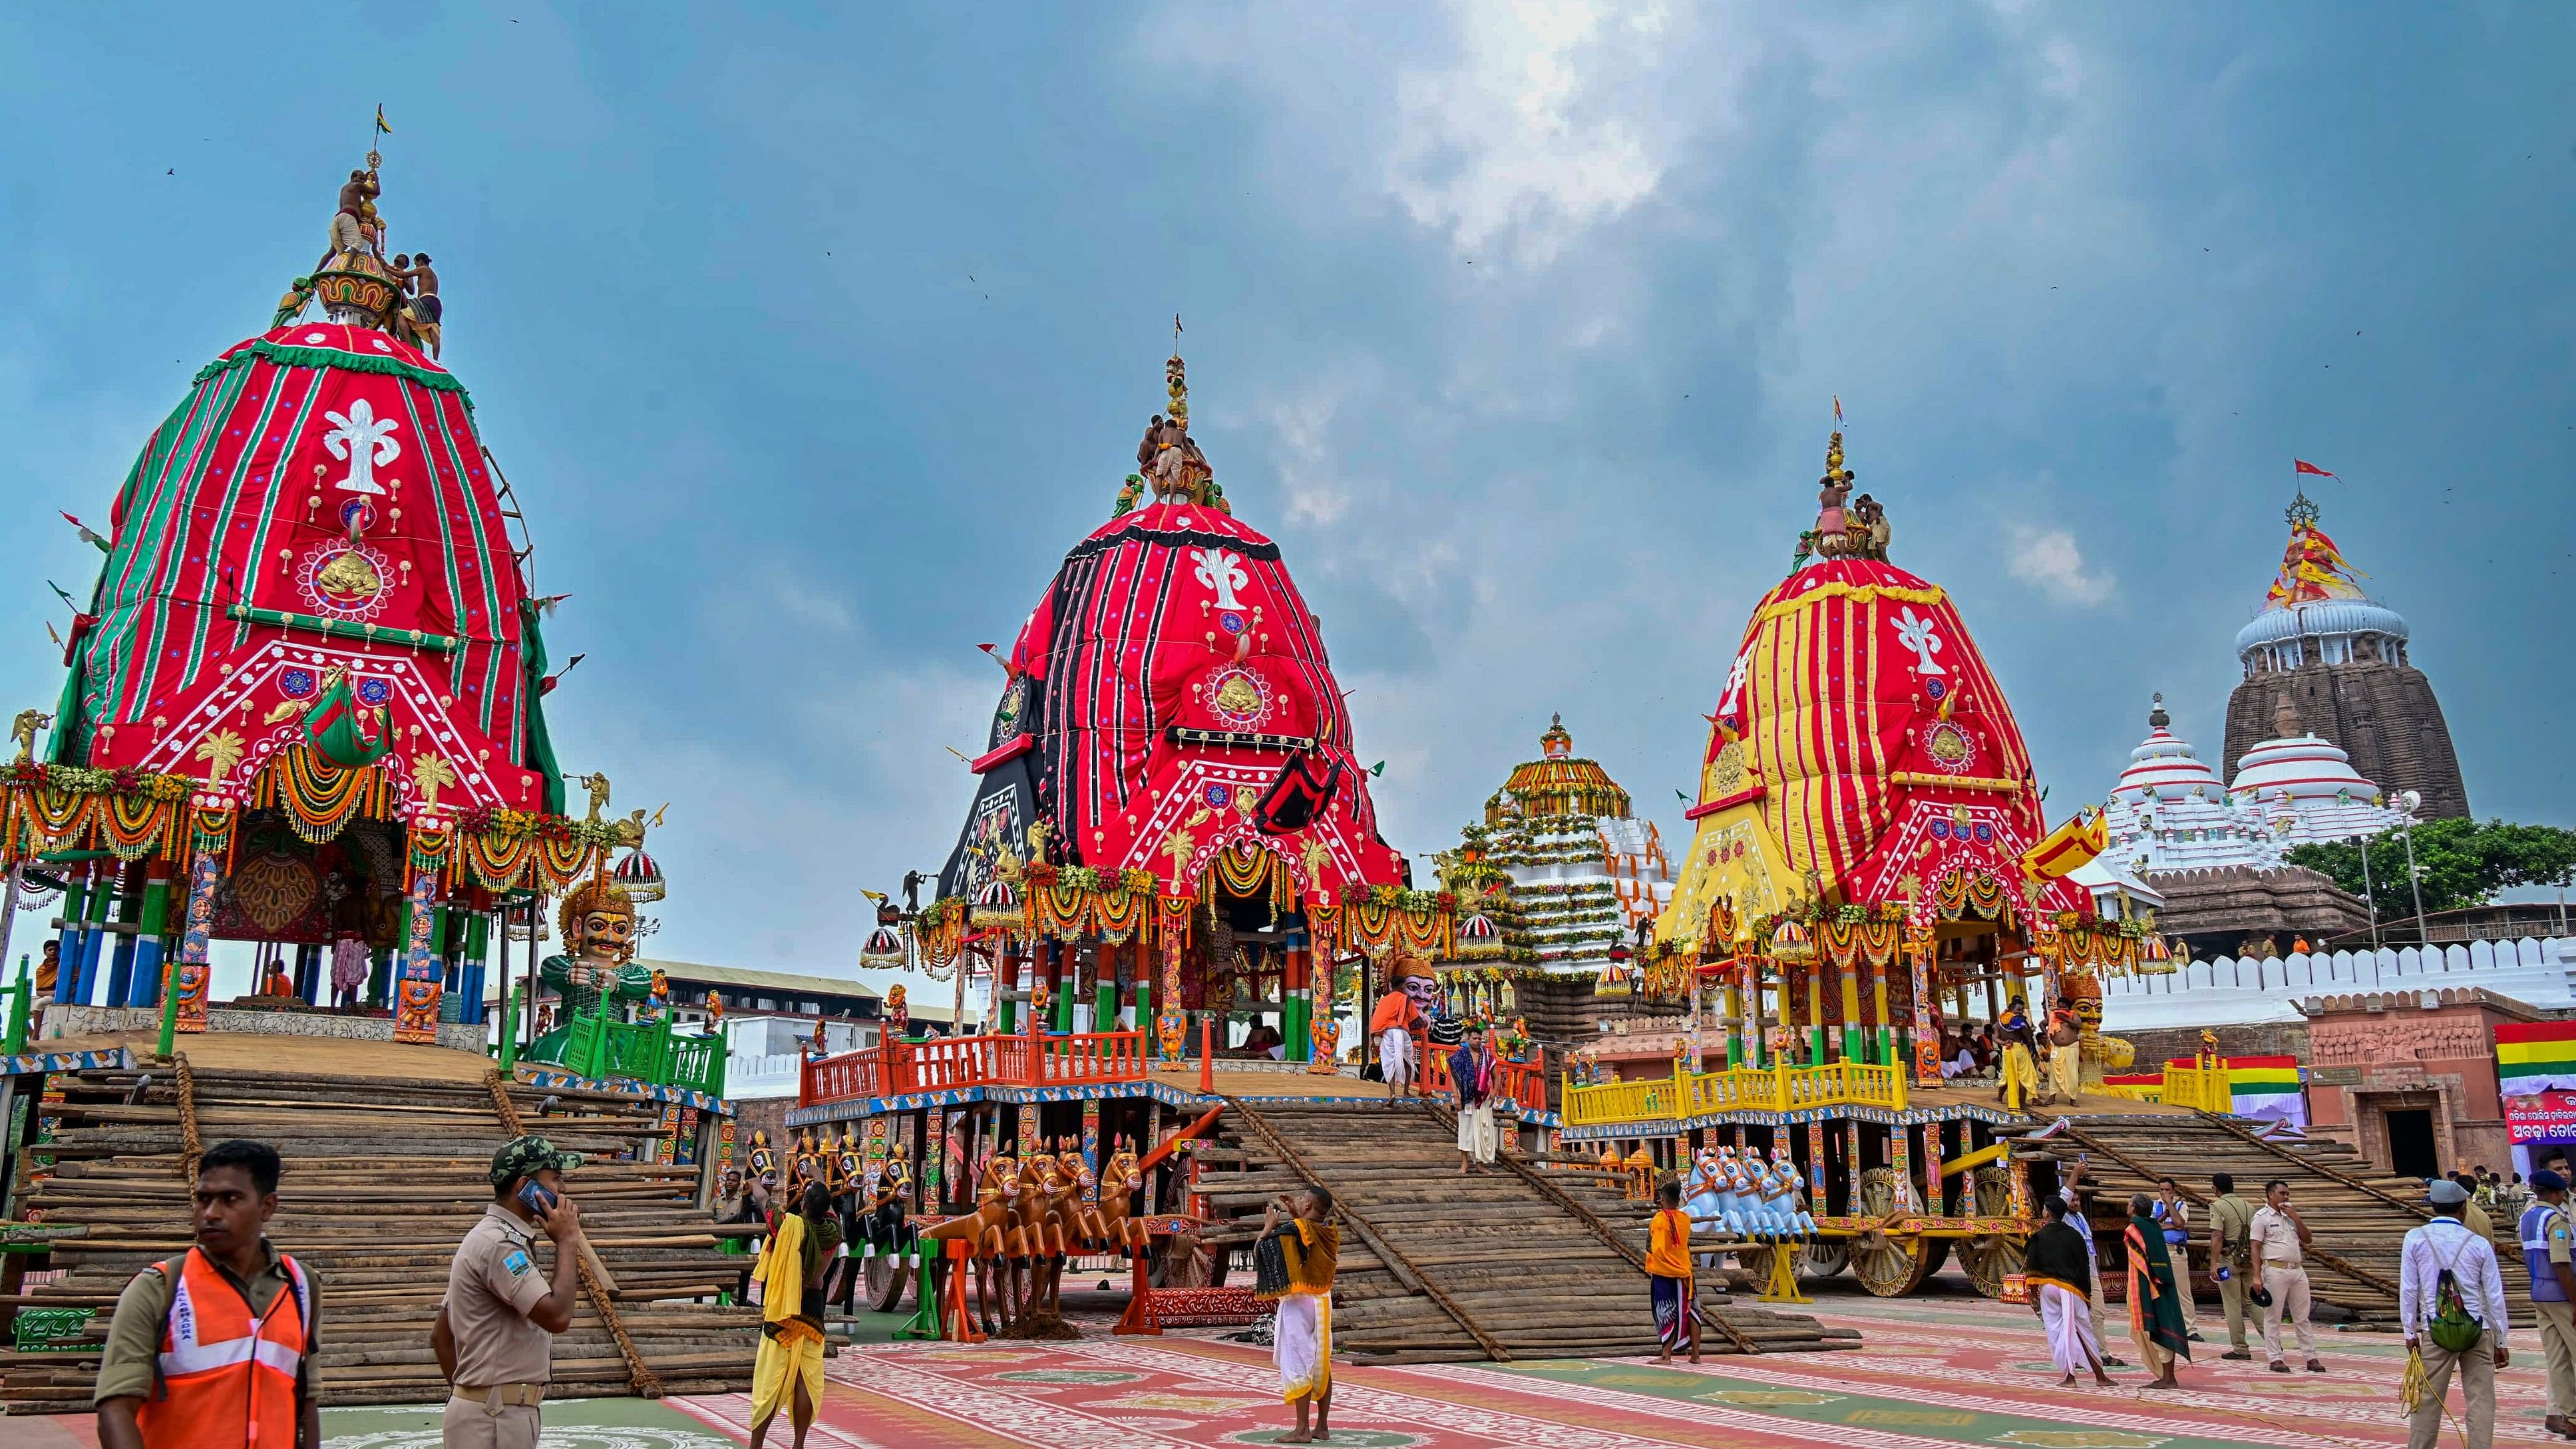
[434,1136,587,1449]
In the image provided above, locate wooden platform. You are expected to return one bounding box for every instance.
[25,1028,502,1084]
[1147,1065,1393,1100]
[1,1058,757,1411]
[1901,1080,2199,1117]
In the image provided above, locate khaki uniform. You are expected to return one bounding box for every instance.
[93,1240,321,1405]
[2249,1203,2317,1364]
[442,1205,556,1449]
[2207,1193,2256,1352]
[2530,1201,2576,1420]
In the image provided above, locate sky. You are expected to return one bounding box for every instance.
[2,3,2571,990]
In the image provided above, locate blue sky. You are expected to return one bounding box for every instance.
[3,4,2571,984]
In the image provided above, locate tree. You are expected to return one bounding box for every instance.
[2287,818,2576,922]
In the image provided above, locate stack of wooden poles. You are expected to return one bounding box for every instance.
[1,1062,761,1411]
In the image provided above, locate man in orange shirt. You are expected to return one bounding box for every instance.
[1647,1179,1700,1363]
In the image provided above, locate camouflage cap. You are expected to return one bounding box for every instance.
[490,1134,583,1189]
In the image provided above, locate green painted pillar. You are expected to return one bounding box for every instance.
[498,984,519,1074]
[5,955,29,1054]
[1053,946,1075,1034]
[1092,962,1115,1041]
[996,948,1017,1034]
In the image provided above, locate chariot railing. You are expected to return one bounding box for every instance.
[799,1028,1148,1106]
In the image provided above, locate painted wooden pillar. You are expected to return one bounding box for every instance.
[392,866,445,1044]
[1806,959,1825,1066]
[996,947,1019,1034]
[126,866,172,1008]
[463,911,491,1032]
[1092,940,1117,1040]
[1051,940,1074,1034]
[1127,936,1150,1035]
[51,864,90,1004]
[1081,1098,1101,1204]
[1885,1121,1914,1212]
[1283,929,1311,1063]
[1870,957,1893,1066]
[104,861,144,1007]
[1723,978,1743,1068]
[1923,1122,1944,1217]
[69,861,114,1006]
[1905,925,1938,1084]
[170,840,222,1040]
[1840,957,1864,1066]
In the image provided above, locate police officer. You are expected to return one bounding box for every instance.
[2522,1167,2576,1438]
[433,1136,586,1449]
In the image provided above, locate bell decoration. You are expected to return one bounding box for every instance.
[613,847,666,905]
[860,925,906,968]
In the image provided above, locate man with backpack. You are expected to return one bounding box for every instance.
[2402,1177,2509,1448]
[2521,1167,2576,1438]
[93,1139,319,1449]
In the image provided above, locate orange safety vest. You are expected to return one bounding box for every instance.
[134,1246,310,1449]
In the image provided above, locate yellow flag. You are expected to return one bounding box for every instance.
[375,104,392,135]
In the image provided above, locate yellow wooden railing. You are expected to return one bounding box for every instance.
[1564,1056,1908,1128]
[2160,1063,2227,1112]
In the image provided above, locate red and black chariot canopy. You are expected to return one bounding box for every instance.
[938,501,1407,907]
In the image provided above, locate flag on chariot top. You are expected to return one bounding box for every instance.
[2495,1021,2576,1097]
[375,105,392,134]
[2293,459,2335,477]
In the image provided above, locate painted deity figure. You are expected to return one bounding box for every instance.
[538,877,654,1030]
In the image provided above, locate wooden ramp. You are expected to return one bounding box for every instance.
[3,1054,759,1411]
[2030,1112,2529,1329]
[1200,1098,1855,1364]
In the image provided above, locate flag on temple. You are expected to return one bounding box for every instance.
[2293,459,2335,477]
[2495,1021,2576,1097]
[302,672,390,769]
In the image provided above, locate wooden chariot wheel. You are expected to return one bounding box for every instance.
[1956,1165,2028,1299]
[1801,1239,1851,1279]
[1734,1241,1803,1287]
[863,1248,913,1312]
[1849,1165,1947,1297]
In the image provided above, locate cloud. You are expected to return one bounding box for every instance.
[1381,1,1705,265]
[2005,523,2115,606]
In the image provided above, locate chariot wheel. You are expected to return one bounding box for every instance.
[1956,1165,2027,1299]
[1735,1242,1805,1286]
[1801,1239,1850,1279]
[863,1249,913,1312]
[1849,1165,1946,1297]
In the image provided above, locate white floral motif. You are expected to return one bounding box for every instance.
[321,399,401,495]
[1190,547,1248,610]
[1894,608,1946,676]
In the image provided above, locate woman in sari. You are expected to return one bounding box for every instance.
[2027,1195,2114,1386]
[1259,1186,1340,1443]
[2124,1191,2191,1387]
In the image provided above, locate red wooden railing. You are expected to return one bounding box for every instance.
[1423,1048,1549,1115]
[799,1028,1150,1106]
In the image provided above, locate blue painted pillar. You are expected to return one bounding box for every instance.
[52,866,90,1004]
[104,862,143,1007]
[73,863,113,1006]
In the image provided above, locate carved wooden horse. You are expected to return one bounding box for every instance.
[922,1153,1017,1331]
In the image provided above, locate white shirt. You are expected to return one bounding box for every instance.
[2399,1215,2509,1347]
[2248,1204,2303,1267]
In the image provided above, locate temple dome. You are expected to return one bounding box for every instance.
[1493,715,1631,822]
[2233,598,2412,662]
[2227,694,2402,844]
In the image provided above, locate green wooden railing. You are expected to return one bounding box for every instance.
[543,1012,727,1098]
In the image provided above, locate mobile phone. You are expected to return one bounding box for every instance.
[518,1180,558,1216]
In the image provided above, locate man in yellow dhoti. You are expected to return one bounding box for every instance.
[1996,1000,2042,1110]
[1258,1186,1340,1444]
[748,1183,841,1449]
[2045,1008,2084,1107]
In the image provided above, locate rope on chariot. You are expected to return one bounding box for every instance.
[174,1052,202,1188]
[482,1069,665,1397]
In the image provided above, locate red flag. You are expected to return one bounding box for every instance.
[2293,459,2335,478]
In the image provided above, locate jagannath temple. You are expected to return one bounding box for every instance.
[1434,716,1674,1049]
[918,343,1450,1064]
[2221,485,2468,817]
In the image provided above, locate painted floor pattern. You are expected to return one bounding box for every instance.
[656,1289,2570,1449]
[15,1286,2563,1448]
